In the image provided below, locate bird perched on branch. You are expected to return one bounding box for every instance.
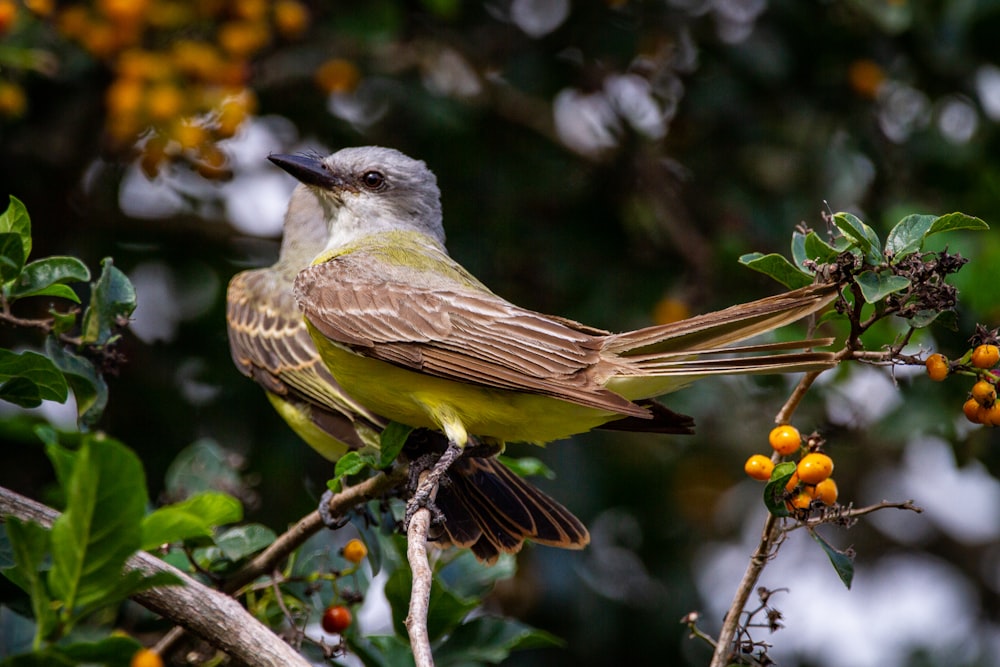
[280,147,837,460]
[226,181,588,563]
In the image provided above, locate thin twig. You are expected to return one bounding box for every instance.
[405,505,435,667]
[225,466,408,595]
[783,499,923,533]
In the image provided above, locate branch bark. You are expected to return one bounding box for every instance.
[0,485,311,667]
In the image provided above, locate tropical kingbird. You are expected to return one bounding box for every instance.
[226,185,589,562]
[278,147,837,454]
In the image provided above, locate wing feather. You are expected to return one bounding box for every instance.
[296,258,650,418]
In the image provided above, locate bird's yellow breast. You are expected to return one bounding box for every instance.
[307,322,621,445]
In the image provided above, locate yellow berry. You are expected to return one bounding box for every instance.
[768,425,801,456]
[0,81,27,118]
[812,478,838,506]
[797,452,834,485]
[342,538,367,564]
[130,648,163,667]
[971,379,996,407]
[972,345,1000,370]
[925,353,949,382]
[743,454,774,481]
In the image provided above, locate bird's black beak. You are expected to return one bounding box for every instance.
[268,153,344,189]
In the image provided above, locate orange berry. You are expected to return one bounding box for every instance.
[0,81,27,118]
[972,345,1000,370]
[787,490,812,511]
[315,58,361,94]
[768,425,801,456]
[848,59,885,99]
[342,538,368,564]
[652,296,690,325]
[980,402,1000,427]
[971,379,996,407]
[24,0,52,17]
[925,353,949,382]
[218,20,270,57]
[964,398,983,424]
[274,0,309,38]
[130,648,164,667]
[812,478,838,506]
[784,472,800,493]
[797,452,834,485]
[171,121,206,150]
[0,0,18,35]
[146,83,184,121]
[106,78,144,116]
[743,454,774,482]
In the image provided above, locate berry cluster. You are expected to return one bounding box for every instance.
[926,343,1000,425]
[744,425,838,511]
[318,538,368,637]
[2,0,325,177]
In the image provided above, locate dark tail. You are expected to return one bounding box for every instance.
[432,456,590,564]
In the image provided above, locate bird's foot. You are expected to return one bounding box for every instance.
[318,488,351,529]
[404,440,464,529]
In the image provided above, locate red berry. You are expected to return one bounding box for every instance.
[321,605,352,634]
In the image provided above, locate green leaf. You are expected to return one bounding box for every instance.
[0,196,31,262]
[908,308,957,330]
[141,492,243,550]
[46,435,148,617]
[435,616,562,666]
[763,461,796,517]
[885,214,935,260]
[75,569,181,621]
[81,258,136,346]
[497,455,554,480]
[44,338,108,427]
[832,212,882,264]
[215,524,276,561]
[385,564,477,642]
[810,529,854,589]
[803,231,844,264]
[790,231,808,270]
[164,439,244,499]
[8,257,90,302]
[348,635,416,667]
[0,233,26,284]
[0,349,68,408]
[738,253,813,289]
[3,519,57,645]
[48,309,77,337]
[927,212,989,235]
[379,421,412,469]
[334,451,368,479]
[50,635,142,667]
[855,271,911,303]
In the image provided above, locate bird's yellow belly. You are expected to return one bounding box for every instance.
[309,326,619,445]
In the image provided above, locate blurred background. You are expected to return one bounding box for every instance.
[2,0,1000,665]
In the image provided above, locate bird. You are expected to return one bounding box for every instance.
[225,179,590,563]
[281,146,838,459]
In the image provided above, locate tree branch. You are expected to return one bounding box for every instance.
[0,486,311,667]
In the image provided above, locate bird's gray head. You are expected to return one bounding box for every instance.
[269,146,445,248]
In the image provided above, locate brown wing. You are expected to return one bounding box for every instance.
[227,268,382,429]
[295,257,650,419]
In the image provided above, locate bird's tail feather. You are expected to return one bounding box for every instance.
[605,283,839,357]
[432,456,589,564]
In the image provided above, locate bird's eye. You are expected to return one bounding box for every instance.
[361,170,386,190]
